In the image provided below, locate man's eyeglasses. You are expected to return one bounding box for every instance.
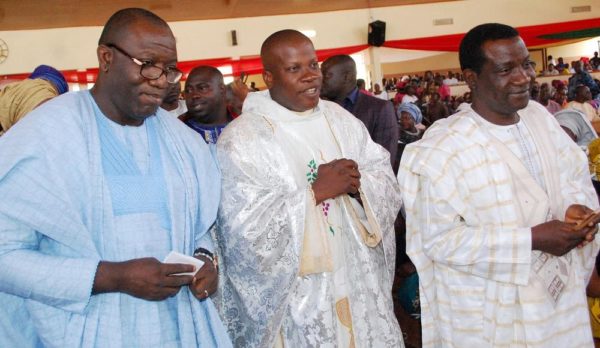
[106,43,183,84]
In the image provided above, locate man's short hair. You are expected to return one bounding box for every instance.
[187,65,224,84]
[459,23,520,74]
[324,55,356,70]
[260,29,311,71]
[98,8,169,45]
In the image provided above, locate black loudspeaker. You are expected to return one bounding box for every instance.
[368,20,386,47]
[231,30,238,46]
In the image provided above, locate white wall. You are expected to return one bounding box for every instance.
[0,0,598,74]
[547,36,600,62]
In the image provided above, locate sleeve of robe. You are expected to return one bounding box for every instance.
[349,111,402,286]
[554,115,600,285]
[215,115,308,347]
[0,103,102,314]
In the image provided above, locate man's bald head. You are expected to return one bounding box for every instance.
[259,29,321,112]
[261,29,314,72]
[98,8,171,46]
[187,65,224,85]
[322,55,356,75]
[575,85,591,102]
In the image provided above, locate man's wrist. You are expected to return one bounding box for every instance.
[311,183,323,205]
[92,261,122,295]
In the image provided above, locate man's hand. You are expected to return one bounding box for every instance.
[565,204,600,247]
[531,220,591,256]
[188,255,218,300]
[311,159,361,205]
[93,258,195,301]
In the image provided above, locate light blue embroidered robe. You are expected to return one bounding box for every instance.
[0,91,232,347]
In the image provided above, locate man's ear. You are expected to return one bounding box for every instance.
[263,70,273,89]
[463,69,477,90]
[97,45,113,73]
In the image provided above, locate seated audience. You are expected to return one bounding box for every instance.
[398,102,424,145]
[357,78,373,96]
[539,83,562,115]
[402,85,418,104]
[425,92,449,124]
[442,72,458,85]
[373,82,389,100]
[543,63,560,76]
[567,85,600,122]
[555,108,598,147]
[554,86,568,108]
[568,60,600,100]
[556,56,568,71]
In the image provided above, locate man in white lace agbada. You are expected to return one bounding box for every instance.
[215,29,404,347]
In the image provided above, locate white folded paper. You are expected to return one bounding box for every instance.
[163,251,205,276]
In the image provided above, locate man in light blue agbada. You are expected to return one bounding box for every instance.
[0,8,232,347]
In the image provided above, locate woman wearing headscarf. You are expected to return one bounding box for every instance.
[398,102,424,145]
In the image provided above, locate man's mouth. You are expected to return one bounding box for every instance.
[189,100,207,110]
[141,93,162,105]
[302,87,319,96]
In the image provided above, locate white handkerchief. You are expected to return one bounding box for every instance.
[163,251,205,276]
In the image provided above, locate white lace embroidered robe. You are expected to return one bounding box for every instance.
[215,91,404,348]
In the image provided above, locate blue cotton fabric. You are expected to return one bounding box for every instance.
[0,91,231,347]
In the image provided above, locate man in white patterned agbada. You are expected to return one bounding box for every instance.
[398,23,600,347]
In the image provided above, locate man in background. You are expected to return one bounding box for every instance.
[179,65,233,144]
[321,54,398,167]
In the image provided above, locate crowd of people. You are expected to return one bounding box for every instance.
[1,7,600,348]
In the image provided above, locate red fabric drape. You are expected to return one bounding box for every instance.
[178,57,233,78]
[3,17,596,82]
[229,44,370,76]
[316,44,370,61]
[0,44,369,82]
[231,56,263,76]
[383,18,600,52]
